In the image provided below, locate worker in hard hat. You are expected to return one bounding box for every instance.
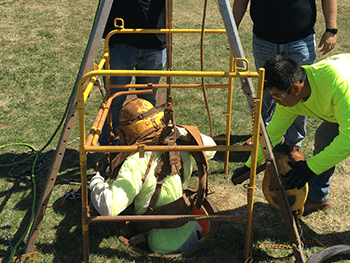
[232,53,350,214]
[89,98,216,254]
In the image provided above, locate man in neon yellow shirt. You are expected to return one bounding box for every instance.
[89,98,216,254]
[232,53,350,213]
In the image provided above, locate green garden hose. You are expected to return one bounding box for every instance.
[1,0,104,261]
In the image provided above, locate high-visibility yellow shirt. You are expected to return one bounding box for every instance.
[90,132,216,254]
[246,54,350,175]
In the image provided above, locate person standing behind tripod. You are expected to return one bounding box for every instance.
[232,0,337,162]
[99,0,167,147]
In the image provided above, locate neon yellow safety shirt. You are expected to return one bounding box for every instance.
[89,130,216,254]
[246,54,350,175]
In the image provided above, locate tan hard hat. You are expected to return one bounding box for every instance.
[116,98,164,145]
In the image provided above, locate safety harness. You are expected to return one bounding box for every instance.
[109,124,209,238]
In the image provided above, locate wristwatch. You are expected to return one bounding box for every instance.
[326,28,338,35]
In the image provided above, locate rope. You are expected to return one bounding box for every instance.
[200,0,213,138]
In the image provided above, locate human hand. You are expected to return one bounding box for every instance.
[318,31,337,55]
[89,171,105,191]
[284,161,315,189]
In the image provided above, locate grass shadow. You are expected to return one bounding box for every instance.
[214,201,350,262]
[36,196,193,263]
[1,149,349,262]
[0,148,99,262]
[213,134,251,163]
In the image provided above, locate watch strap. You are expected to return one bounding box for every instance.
[326,28,338,34]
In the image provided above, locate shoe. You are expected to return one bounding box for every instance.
[304,198,331,214]
[283,143,304,162]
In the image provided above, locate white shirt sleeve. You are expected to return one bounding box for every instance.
[89,172,113,216]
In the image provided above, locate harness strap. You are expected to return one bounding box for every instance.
[119,107,156,126]
[142,151,156,183]
[145,150,182,214]
[144,118,183,214]
[177,125,209,209]
[110,129,161,180]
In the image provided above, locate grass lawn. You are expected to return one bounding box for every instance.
[1,0,350,262]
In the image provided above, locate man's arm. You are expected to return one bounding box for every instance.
[245,106,297,168]
[307,81,350,175]
[89,155,146,216]
[318,0,337,55]
[232,0,250,28]
[232,107,297,184]
[89,173,114,216]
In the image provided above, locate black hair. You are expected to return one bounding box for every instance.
[263,54,307,93]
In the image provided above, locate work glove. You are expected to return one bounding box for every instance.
[231,165,250,184]
[89,171,106,191]
[284,161,316,189]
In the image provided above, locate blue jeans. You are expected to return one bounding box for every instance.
[252,33,316,147]
[308,121,339,202]
[99,43,166,146]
